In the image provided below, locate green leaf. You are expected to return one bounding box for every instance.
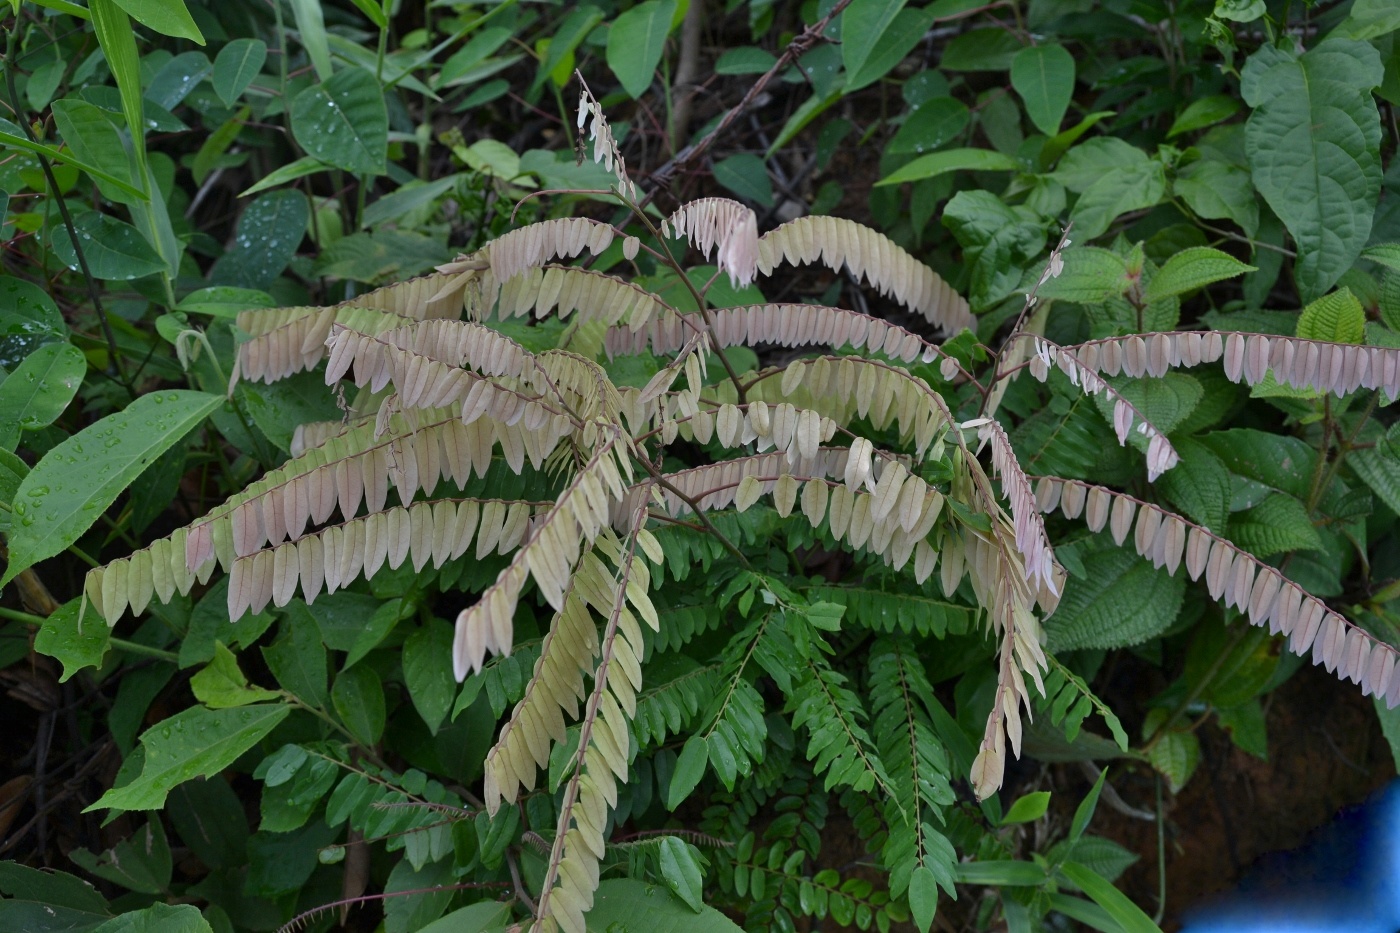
[1296,287,1366,344]
[70,818,172,894]
[108,0,202,42]
[287,0,333,82]
[1332,0,1400,41]
[1374,693,1400,771]
[1216,700,1268,759]
[1144,247,1256,303]
[0,342,83,449]
[1227,493,1321,558]
[262,609,329,708]
[91,903,211,933]
[712,153,773,207]
[210,189,308,289]
[1045,543,1184,652]
[887,97,970,157]
[1197,428,1317,500]
[1365,243,1400,273]
[290,68,388,175]
[1069,157,1166,240]
[841,0,908,86]
[419,902,511,933]
[1057,863,1162,933]
[584,879,744,933]
[1241,40,1384,301]
[212,39,268,107]
[667,735,709,809]
[908,864,939,933]
[332,664,386,746]
[34,598,110,682]
[0,121,146,204]
[50,212,166,281]
[1174,158,1259,237]
[952,860,1048,886]
[716,47,777,75]
[844,6,934,92]
[404,622,455,735]
[658,837,705,912]
[1158,438,1231,533]
[49,100,139,206]
[942,190,1047,309]
[1011,43,1075,135]
[539,7,604,85]
[1069,767,1107,844]
[1001,790,1051,825]
[939,27,1022,72]
[0,863,108,913]
[3,391,222,588]
[1034,246,1130,303]
[1166,94,1242,138]
[606,0,676,99]
[876,147,1019,186]
[191,643,282,709]
[91,704,291,811]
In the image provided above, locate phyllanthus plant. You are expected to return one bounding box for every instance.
[77,81,1400,932]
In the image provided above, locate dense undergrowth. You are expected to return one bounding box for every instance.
[3,0,1400,931]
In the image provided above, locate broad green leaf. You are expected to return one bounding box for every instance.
[212,39,268,107]
[1054,137,1148,191]
[0,342,84,449]
[1166,94,1242,138]
[146,51,212,110]
[384,858,454,933]
[263,609,329,708]
[1365,243,1400,273]
[1296,286,1366,344]
[418,902,511,933]
[70,819,171,894]
[0,863,108,913]
[34,598,110,682]
[1001,790,1051,824]
[841,0,909,87]
[716,47,777,75]
[1034,246,1130,303]
[1158,438,1231,533]
[1069,158,1166,240]
[1174,158,1259,237]
[1092,372,1203,440]
[658,837,705,912]
[942,190,1047,309]
[239,369,341,453]
[404,622,455,734]
[87,0,150,207]
[3,391,222,587]
[91,704,291,811]
[606,0,676,99]
[175,286,276,318]
[91,902,212,933]
[0,275,66,366]
[332,664,386,746]
[877,147,1019,186]
[108,0,202,42]
[288,0,333,82]
[908,865,939,933]
[1198,428,1317,500]
[49,100,139,205]
[191,643,282,708]
[713,153,773,207]
[1058,862,1163,933]
[361,175,461,229]
[1352,437,1400,516]
[1144,247,1256,302]
[290,69,389,175]
[939,27,1021,71]
[1011,43,1075,135]
[1216,700,1268,759]
[49,212,166,281]
[584,879,744,933]
[180,577,276,668]
[1045,544,1184,652]
[539,7,604,85]
[845,6,935,92]
[1227,493,1322,557]
[0,122,145,204]
[1331,0,1400,41]
[1242,40,1384,300]
[953,860,1047,885]
[210,189,309,289]
[887,97,970,157]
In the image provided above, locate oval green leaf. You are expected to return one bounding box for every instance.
[290,68,388,175]
[213,38,267,107]
[109,0,204,43]
[1011,43,1075,135]
[0,342,85,449]
[2,390,223,587]
[606,0,676,100]
[50,212,166,281]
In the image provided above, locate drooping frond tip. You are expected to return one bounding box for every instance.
[662,197,759,290]
[577,76,637,201]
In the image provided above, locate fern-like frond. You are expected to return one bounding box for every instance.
[1028,338,1180,480]
[756,216,975,333]
[791,655,893,796]
[979,419,1061,599]
[577,79,637,201]
[868,637,958,902]
[1050,331,1400,399]
[662,197,760,289]
[1037,653,1130,751]
[497,265,670,332]
[483,217,617,287]
[631,658,721,749]
[1034,477,1400,706]
[805,585,973,637]
[233,271,470,384]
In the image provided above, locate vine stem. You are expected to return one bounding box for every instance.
[3,24,134,397]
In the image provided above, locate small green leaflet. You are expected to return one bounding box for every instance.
[1167,94,1242,138]
[212,38,268,106]
[90,704,291,811]
[1010,43,1075,135]
[0,342,84,449]
[1001,790,1051,825]
[190,643,281,709]
[290,68,389,175]
[877,147,1019,186]
[658,837,705,912]
[3,391,223,587]
[109,0,203,43]
[606,0,676,99]
[713,153,773,207]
